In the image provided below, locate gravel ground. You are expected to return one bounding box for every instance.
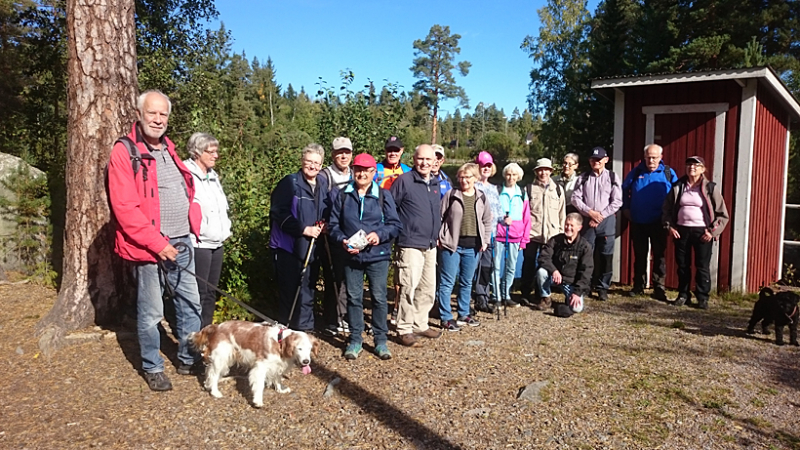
[1,284,798,449]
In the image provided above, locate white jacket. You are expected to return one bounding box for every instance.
[184,159,232,249]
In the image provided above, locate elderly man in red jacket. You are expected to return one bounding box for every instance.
[107,90,203,392]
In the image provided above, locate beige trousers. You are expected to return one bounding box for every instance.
[396,247,437,335]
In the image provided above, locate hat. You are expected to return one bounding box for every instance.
[476,151,494,166]
[534,158,554,171]
[385,136,404,150]
[590,147,608,159]
[352,153,377,169]
[332,137,353,151]
[432,144,445,157]
[686,155,705,166]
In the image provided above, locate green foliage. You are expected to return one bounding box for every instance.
[478,131,517,163]
[0,163,55,285]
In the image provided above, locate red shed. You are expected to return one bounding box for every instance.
[591,67,800,293]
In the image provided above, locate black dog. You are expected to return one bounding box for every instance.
[746,287,799,346]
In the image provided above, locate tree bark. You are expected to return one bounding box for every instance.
[36,0,138,355]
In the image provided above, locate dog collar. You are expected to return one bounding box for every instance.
[277,327,287,343]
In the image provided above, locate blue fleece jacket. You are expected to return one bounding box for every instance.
[622,161,679,224]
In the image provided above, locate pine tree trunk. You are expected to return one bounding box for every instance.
[431,105,439,145]
[35,0,138,355]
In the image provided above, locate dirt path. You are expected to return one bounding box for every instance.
[1,284,798,449]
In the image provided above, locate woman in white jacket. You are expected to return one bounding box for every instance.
[184,133,232,328]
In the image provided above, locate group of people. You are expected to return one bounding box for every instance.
[109,90,731,391]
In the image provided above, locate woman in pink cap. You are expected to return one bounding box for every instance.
[473,151,504,312]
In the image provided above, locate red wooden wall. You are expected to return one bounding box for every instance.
[746,86,789,290]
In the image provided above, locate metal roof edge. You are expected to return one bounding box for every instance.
[591,67,800,121]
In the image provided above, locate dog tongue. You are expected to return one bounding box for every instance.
[302,365,311,375]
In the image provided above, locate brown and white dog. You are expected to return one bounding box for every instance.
[189,321,319,407]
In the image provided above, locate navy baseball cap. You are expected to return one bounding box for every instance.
[590,147,608,159]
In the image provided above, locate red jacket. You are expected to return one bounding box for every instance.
[108,123,201,262]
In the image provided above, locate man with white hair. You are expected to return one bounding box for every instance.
[107,90,203,391]
[621,143,678,300]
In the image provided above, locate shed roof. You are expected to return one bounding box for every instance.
[591,67,800,122]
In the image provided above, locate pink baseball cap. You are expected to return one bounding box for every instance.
[476,151,494,166]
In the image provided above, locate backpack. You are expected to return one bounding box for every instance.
[321,166,352,193]
[523,181,562,203]
[630,163,674,189]
[115,136,150,180]
[577,169,618,190]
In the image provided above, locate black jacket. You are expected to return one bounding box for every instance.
[538,233,594,296]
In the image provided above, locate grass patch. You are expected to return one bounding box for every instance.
[720,290,759,307]
[744,416,772,428]
[670,320,686,329]
[750,397,765,408]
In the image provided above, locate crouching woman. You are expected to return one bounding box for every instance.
[329,153,402,360]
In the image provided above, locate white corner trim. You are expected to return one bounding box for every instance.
[779,117,790,277]
[643,103,730,115]
[612,89,625,283]
[731,79,758,291]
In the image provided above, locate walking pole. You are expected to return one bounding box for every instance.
[492,233,500,321]
[503,212,510,318]
[288,222,322,327]
[322,234,342,303]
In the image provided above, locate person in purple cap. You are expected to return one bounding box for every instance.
[473,151,504,311]
[329,153,403,359]
[662,155,729,309]
[571,146,622,301]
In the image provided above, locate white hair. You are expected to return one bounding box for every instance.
[137,90,172,116]
[502,162,524,179]
[186,132,219,160]
[643,144,663,155]
[302,143,325,161]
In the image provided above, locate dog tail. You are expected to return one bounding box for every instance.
[188,324,218,354]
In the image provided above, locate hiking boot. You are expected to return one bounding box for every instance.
[374,343,392,360]
[414,328,442,339]
[651,287,668,302]
[695,299,709,310]
[176,360,205,376]
[441,319,461,332]
[503,299,520,308]
[144,372,173,391]
[596,290,608,301]
[475,301,494,313]
[322,324,339,336]
[673,295,688,307]
[344,343,362,360]
[397,333,421,347]
[531,297,551,311]
[518,297,533,307]
[457,316,480,327]
[628,288,645,297]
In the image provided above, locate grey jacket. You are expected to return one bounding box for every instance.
[438,188,493,253]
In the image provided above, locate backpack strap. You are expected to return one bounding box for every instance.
[116,136,148,181]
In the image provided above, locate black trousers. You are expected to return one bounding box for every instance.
[194,245,224,328]
[274,248,319,331]
[674,226,712,302]
[473,242,494,305]
[519,241,545,299]
[320,236,348,327]
[630,221,667,291]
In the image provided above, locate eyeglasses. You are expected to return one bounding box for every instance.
[302,160,322,168]
[457,175,475,180]
[563,161,576,166]
[204,149,219,155]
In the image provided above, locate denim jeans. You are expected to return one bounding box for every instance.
[135,235,202,373]
[535,267,583,313]
[344,260,389,346]
[493,241,521,301]
[437,246,481,322]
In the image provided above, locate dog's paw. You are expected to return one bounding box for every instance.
[210,389,223,398]
[790,341,799,347]
[276,385,291,394]
[776,341,785,346]
[253,401,263,408]
[746,328,755,335]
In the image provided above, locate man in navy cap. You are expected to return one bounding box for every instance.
[571,146,623,301]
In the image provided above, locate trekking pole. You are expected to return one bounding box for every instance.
[503,212,510,318]
[288,221,323,327]
[322,234,342,301]
[492,233,500,321]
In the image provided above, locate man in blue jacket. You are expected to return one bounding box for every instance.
[390,144,442,347]
[621,144,678,300]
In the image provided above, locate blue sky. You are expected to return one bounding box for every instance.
[213,0,599,118]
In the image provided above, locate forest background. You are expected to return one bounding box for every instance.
[1,0,799,321]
